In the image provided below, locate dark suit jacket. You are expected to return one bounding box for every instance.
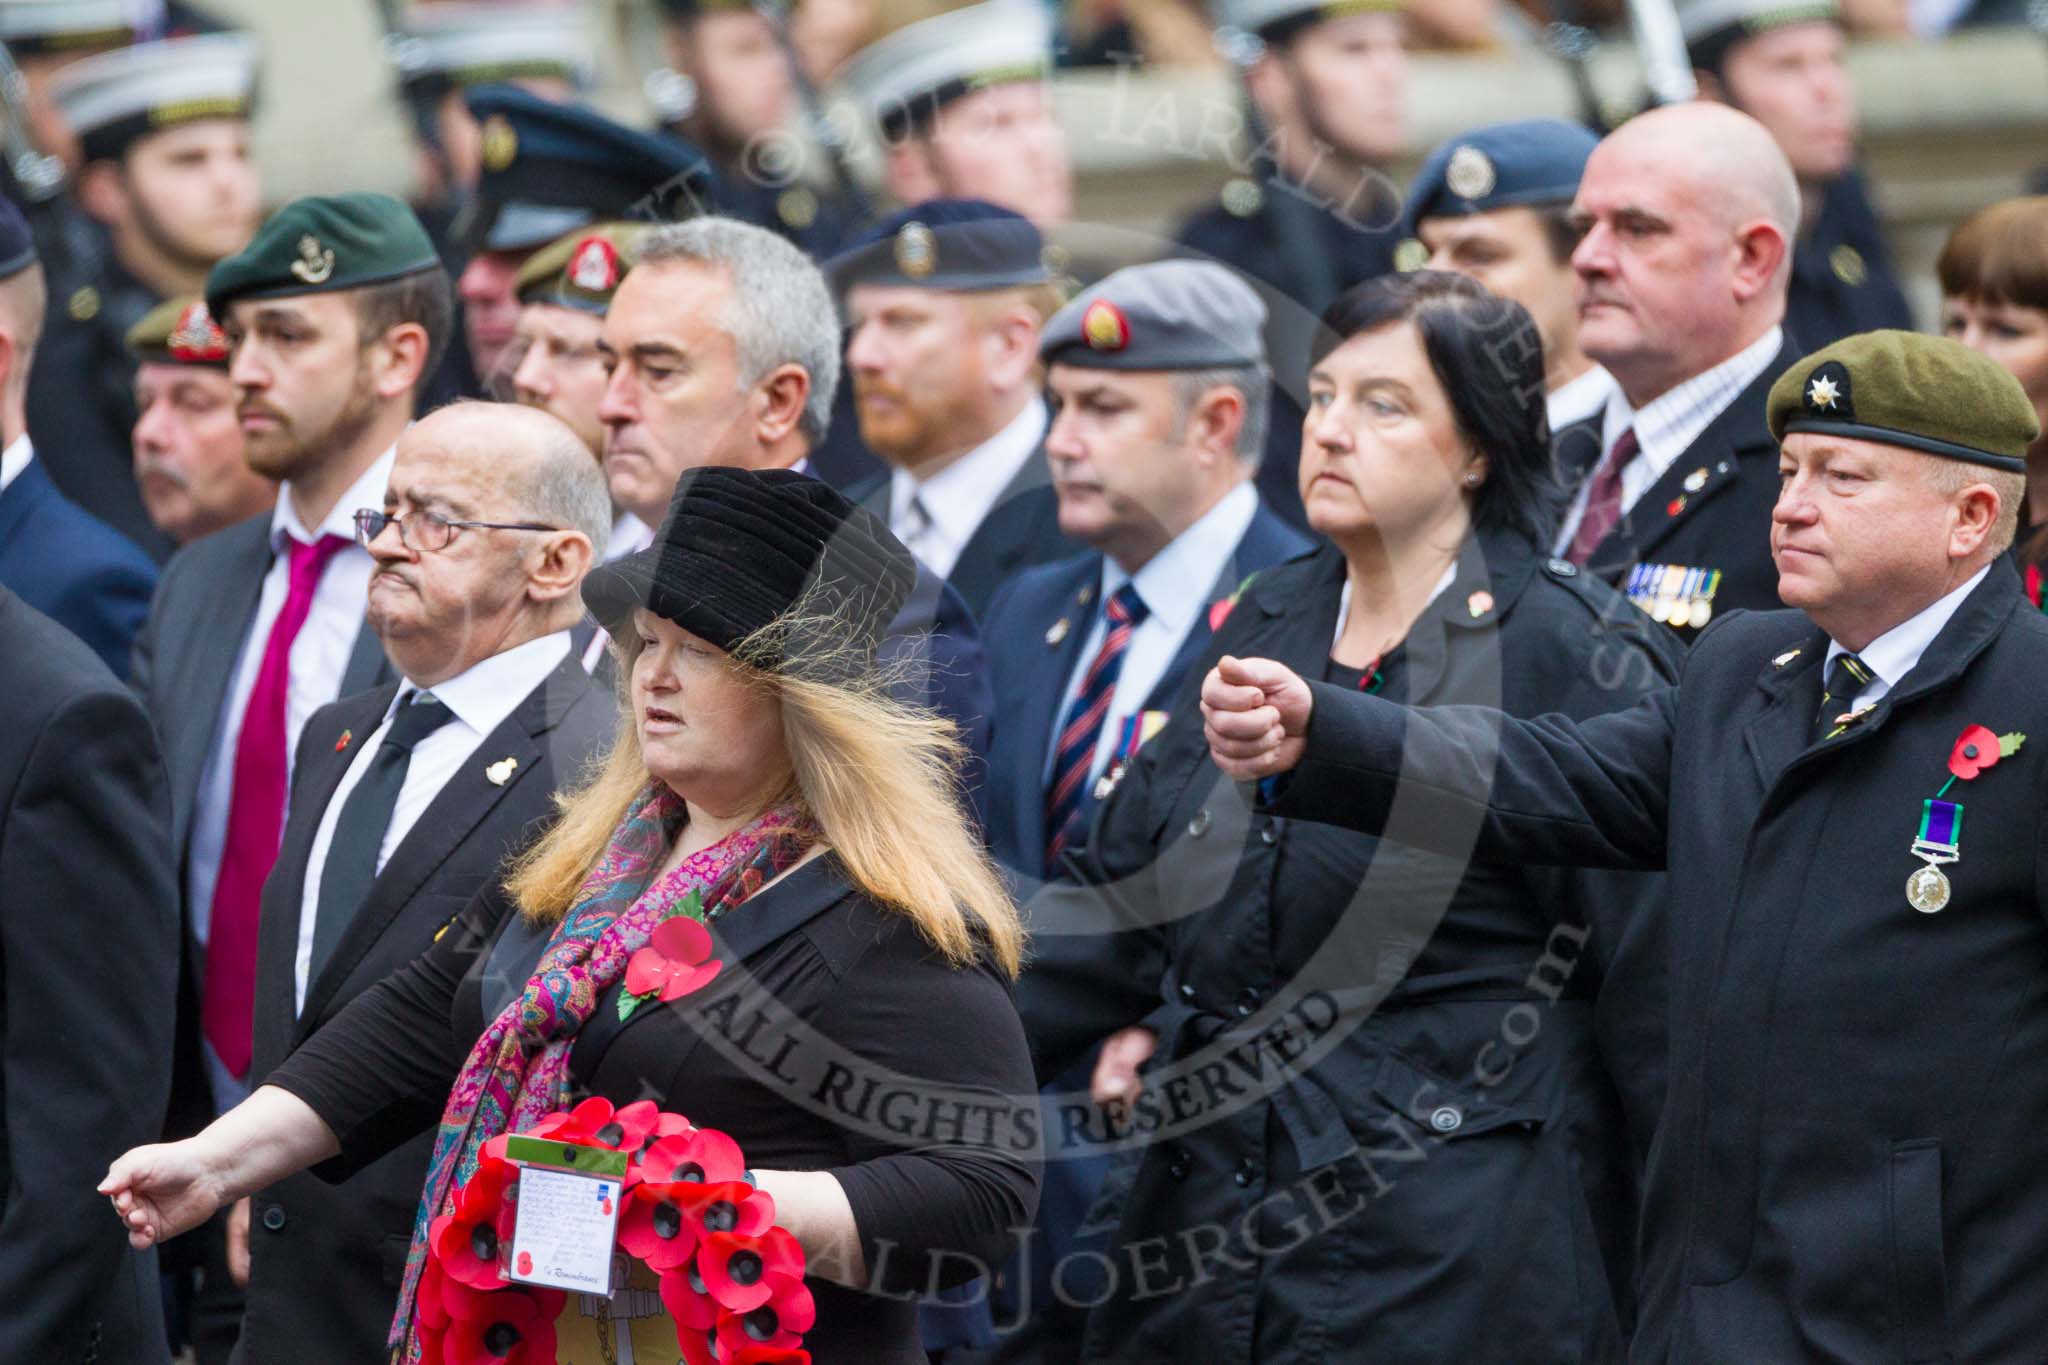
[0,457,157,678]
[129,510,390,1139]
[979,499,1311,878]
[1275,561,2048,1364]
[850,440,1082,619]
[1557,334,1800,635]
[0,588,176,1364]
[240,652,614,1363]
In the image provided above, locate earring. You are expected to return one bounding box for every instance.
[1462,472,1482,488]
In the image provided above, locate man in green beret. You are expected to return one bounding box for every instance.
[126,294,273,547]
[1199,330,2048,1362]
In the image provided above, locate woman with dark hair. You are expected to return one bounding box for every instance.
[1015,271,1683,1363]
[1938,197,2048,603]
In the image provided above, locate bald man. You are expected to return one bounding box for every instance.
[235,401,616,1362]
[1553,103,1802,636]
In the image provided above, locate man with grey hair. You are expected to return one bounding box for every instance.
[594,214,995,760]
[234,400,615,1362]
[974,261,1309,1361]
[1551,102,1802,639]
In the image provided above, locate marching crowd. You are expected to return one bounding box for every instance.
[0,0,2046,1362]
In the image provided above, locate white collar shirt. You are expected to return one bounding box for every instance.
[1045,482,1259,785]
[1553,327,1783,556]
[292,630,572,1013]
[188,444,395,1110]
[1823,565,1989,713]
[1545,365,1617,434]
[0,434,31,494]
[606,511,653,562]
[888,398,1048,581]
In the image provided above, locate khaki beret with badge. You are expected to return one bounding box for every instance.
[515,222,653,315]
[126,295,229,367]
[1767,329,2039,473]
[206,192,442,317]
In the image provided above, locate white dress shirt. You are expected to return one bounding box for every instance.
[1045,482,1259,786]
[1553,328,1784,557]
[1545,365,1617,434]
[0,433,30,493]
[889,398,1048,581]
[186,445,394,1108]
[605,511,653,562]
[1823,565,1989,713]
[292,630,572,1013]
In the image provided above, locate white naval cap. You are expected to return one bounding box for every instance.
[1212,0,1401,45]
[385,2,595,94]
[835,1,1053,140]
[0,0,161,51]
[51,30,259,164]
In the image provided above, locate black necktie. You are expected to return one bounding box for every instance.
[1814,652,1873,740]
[310,694,455,987]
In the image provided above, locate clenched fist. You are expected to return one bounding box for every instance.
[1201,655,1314,781]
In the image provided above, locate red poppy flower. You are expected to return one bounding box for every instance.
[416,1323,447,1365]
[618,1182,702,1270]
[1207,597,1234,632]
[417,1256,453,1334]
[714,1272,816,1353]
[625,1112,698,1186]
[729,1347,814,1365]
[431,1203,512,1292]
[658,1260,723,1331]
[625,916,723,1002]
[456,1154,518,1226]
[640,1128,747,1186]
[1949,724,2003,780]
[677,1321,722,1365]
[700,1227,806,1312]
[440,1283,561,1365]
[529,1095,620,1146]
[679,1181,776,1244]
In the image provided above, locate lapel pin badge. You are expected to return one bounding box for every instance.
[1772,647,1802,668]
[486,756,519,786]
[1683,467,1708,493]
[1466,589,1494,619]
[335,729,352,752]
[1045,618,1070,647]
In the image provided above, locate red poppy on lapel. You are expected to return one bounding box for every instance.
[624,916,722,1006]
[1948,724,2023,781]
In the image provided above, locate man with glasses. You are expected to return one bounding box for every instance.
[237,401,614,1363]
[127,191,450,1362]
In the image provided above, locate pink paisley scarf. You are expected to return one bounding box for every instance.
[390,781,814,1358]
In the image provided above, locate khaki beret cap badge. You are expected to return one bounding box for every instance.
[1445,145,1496,201]
[1081,299,1130,352]
[568,235,620,293]
[290,234,335,286]
[168,300,227,363]
[1803,361,1851,419]
[480,114,518,173]
[894,221,937,278]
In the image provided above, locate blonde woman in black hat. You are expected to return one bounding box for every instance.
[104,467,1037,1364]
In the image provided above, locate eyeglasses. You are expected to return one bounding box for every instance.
[353,508,559,553]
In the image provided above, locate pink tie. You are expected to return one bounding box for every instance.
[1566,427,1639,567]
[202,532,351,1078]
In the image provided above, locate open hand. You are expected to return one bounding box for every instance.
[1201,655,1313,781]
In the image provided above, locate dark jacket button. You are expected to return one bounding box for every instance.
[1233,1158,1255,1187]
[1235,987,1260,1017]
[260,1203,287,1232]
[1187,809,1212,839]
[1178,981,1196,1003]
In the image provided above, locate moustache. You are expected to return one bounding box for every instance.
[134,457,189,492]
[238,400,288,426]
[852,378,909,405]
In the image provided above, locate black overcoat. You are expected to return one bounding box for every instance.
[1018,528,1682,1363]
[1276,561,2048,1363]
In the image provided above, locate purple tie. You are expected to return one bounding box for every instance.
[1566,427,1639,567]
[202,532,351,1078]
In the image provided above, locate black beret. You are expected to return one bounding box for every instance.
[830,198,1049,294]
[455,85,717,255]
[1767,330,2040,473]
[206,192,440,316]
[583,467,917,683]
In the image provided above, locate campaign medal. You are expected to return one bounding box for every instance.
[1906,799,1960,913]
[1906,725,2027,913]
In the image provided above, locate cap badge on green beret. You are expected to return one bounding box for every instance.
[168,300,227,363]
[1445,145,1496,201]
[568,235,621,293]
[1803,361,1851,420]
[291,234,335,286]
[1393,237,1429,273]
[894,221,937,279]
[481,114,517,173]
[1082,299,1130,352]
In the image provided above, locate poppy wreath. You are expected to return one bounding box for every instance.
[420,1097,816,1365]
